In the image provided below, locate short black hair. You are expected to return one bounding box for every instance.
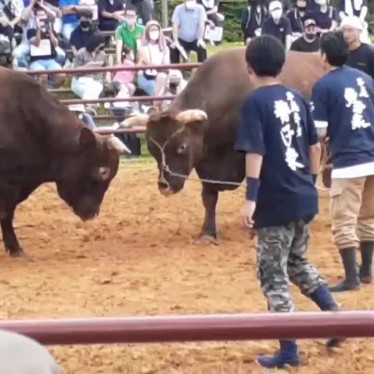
[79,9,93,19]
[245,35,285,77]
[86,32,105,52]
[320,31,349,67]
[125,4,137,14]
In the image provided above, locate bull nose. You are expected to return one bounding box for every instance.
[158,181,169,190]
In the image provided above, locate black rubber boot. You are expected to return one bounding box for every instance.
[359,241,373,284]
[329,247,360,292]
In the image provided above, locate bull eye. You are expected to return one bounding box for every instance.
[177,143,187,154]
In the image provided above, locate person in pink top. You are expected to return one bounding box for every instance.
[113,45,136,98]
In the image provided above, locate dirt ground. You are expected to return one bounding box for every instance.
[1,161,374,374]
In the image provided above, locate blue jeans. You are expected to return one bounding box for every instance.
[12,43,29,68]
[138,72,155,96]
[81,113,96,131]
[29,58,62,71]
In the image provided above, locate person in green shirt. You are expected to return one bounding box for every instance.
[115,5,145,63]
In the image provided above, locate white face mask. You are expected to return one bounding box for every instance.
[185,0,197,10]
[271,9,282,20]
[149,30,160,41]
[126,17,136,26]
[315,0,327,5]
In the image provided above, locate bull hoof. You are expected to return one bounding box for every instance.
[8,248,26,258]
[196,234,219,246]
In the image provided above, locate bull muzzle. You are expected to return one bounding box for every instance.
[157,178,174,196]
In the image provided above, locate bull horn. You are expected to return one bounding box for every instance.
[99,167,111,181]
[175,109,208,124]
[107,135,131,154]
[120,113,150,128]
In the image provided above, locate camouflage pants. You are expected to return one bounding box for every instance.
[256,220,326,313]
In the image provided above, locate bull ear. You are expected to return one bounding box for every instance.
[175,109,208,126]
[79,127,96,147]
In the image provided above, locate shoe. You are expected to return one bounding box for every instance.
[256,340,300,369]
[329,248,360,292]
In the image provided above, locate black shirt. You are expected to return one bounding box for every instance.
[347,43,374,79]
[290,36,320,53]
[70,26,95,50]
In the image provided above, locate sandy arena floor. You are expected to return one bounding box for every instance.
[1,161,374,374]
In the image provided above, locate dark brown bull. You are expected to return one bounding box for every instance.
[123,48,327,243]
[0,67,127,257]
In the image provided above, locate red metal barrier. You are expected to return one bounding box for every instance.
[25,63,201,76]
[96,126,145,134]
[0,312,374,346]
[62,95,175,105]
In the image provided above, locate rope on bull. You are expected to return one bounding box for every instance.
[149,133,329,191]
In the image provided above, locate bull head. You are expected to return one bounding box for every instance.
[121,109,208,195]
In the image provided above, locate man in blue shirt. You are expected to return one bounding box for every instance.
[311,31,374,292]
[235,35,341,369]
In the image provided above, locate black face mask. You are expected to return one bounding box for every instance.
[80,20,91,29]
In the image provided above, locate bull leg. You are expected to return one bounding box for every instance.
[1,209,24,257]
[198,183,219,245]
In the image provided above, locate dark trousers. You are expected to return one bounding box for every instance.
[170,38,207,63]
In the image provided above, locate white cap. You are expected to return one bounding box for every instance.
[269,0,282,12]
[340,16,363,31]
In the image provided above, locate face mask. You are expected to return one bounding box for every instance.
[126,17,136,26]
[185,0,196,10]
[80,20,90,29]
[149,30,160,41]
[315,0,327,5]
[271,9,282,21]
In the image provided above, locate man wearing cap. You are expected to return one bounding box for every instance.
[261,0,292,49]
[290,18,320,52]
[341,15,374,79]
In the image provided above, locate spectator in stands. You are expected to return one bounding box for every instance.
[241,0,266,45]
[111,45,137,111]
[70,9,94,55]
[138,20,169,97]
[98,0,124,31]
[287,0,308,39]
[170,0,207,63]
[71,32,109,113]
[261,0,292,50]
[264,0,292,13]
[197,0,224,26]
[27,9,65,87]
[0,0,23,57]
[125,0,154,25]
[159,69,187,111]
[13,0,57,68]
[0,0,24,37]
[115,4,144,63]
[342,15,374,79]
[339,0,367,22]
[290,18,320,51]
[59,0,90,43]
[312,0,337,34]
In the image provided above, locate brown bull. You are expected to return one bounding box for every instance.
[123,48,328,242]
[0,67,127,257]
